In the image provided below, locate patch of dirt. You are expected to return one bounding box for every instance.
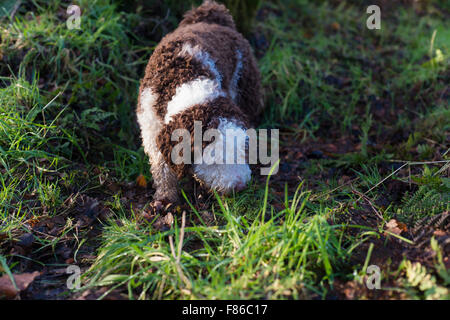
[329,211,449,299]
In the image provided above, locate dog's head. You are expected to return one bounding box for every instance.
[157,98,252,194]
[192,117,251,194]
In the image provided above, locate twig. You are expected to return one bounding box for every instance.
[387,160,449,165]
[310,177,360,201]
[177,211,186,264]
[9,0,22,21]
[157,276,166,300]
[364,162,408,195]
[364,159,450,195]
[352,188,385,222]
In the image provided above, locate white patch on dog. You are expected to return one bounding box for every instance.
[137,88,161,161]
[164,43,228,124]
[138,87,178,201]
[193,118,251,193]
[179,43,222,86]
[229,50,242,102]
[164,78,225,124]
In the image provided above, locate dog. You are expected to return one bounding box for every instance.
[137,1,263,203]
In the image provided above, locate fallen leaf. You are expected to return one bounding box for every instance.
[433,230,446,237]
[324,143,338,153]
[294,151,304,159]
[65,258,75,264]
[397,221,408,232]
[165,212,174,226]
[136,174,147,188]
[331,22,340,31]
[106,182,121,193]
[303,31,313,39]
[0,271,40,299]
[385,219,404,235]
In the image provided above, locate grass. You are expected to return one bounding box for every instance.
[0,0,449,299]
[0,75,71,233]
[84,181,356,299]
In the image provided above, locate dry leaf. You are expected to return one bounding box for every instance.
[136,174,147,188]
[385,219,404,235]
[397,221,408,232]
[0,271,40,299]
[331,22,341,31]
[165,212,174,226]
[433,230,446,237]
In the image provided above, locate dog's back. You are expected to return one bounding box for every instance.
[139,1,263,124]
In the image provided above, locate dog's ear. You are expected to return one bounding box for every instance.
[156,116,190,179]
[156,106,220,179]
[156,98,248,178]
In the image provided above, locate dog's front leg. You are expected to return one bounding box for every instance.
[150,151,179,203]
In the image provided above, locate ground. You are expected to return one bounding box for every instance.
[0,0,449,300]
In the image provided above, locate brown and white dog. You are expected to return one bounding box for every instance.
[136,1,263,202]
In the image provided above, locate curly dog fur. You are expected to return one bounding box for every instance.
[136,0,263,202]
